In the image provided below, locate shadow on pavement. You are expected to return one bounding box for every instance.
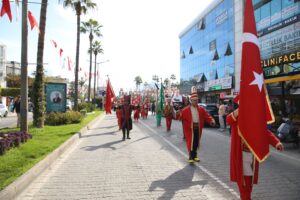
[80,131,118,138]
[148,164,208,200]
[88,125,118,130]
[81,140,123,151]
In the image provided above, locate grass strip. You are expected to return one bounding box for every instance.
[0,111,101,190]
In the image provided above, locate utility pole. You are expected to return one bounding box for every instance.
[20,0,28,132]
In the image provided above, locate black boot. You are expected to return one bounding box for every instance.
[127,132,131,139]
[122,130,126,141]
[188,151,194,163]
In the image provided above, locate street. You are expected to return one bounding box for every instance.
[16,114,300,200]
[0,112,33,129]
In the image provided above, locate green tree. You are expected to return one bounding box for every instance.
[164,78,170,88]
[81,18,102,102]
[33,0,48,128]
[59,0,97,111]
[134,76,143,91]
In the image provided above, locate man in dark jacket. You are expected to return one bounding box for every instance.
[121,95,133,140]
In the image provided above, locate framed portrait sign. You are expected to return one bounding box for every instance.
[45,83,67,113]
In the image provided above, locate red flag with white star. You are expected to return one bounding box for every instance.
[238,0,274,162]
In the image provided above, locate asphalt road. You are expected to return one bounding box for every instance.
[0,112,33,129]
[137,115,300,200]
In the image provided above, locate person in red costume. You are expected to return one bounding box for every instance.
[164,98,173,131]
[116,100,122,130]
[181,86,216,163]
[226,95,283,200]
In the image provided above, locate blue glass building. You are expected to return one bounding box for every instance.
[179,0,300,113]
[179,0,235,103]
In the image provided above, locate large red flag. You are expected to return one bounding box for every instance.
[105,79,115,114]
[238,0,274,162]
[1,0,12,22]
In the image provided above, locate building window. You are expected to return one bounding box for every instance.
[197,18,205,30]
[224,43,232,56]
[212,49,219,61]
[181,51,186,59]
[189,46,194,54]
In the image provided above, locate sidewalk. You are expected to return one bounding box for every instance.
[16,114,238,200]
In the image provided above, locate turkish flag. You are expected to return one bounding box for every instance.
[59,48,63,57]
[28,11,40,32]
[105,79,115,114]
[1,0,12,22]
[238,0,274,162]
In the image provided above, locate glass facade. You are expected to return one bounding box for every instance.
[254,0,300,79]
[179,0,234,96]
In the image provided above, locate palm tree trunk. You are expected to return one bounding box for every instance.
[33,0,48,128]
[88,32,93,103]
[20,0,28,132]
[74,3,81,111]
[93,53,97,102]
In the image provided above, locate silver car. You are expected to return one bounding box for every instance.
[0,103,8,117]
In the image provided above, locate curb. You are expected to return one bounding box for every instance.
[0,113,104,200]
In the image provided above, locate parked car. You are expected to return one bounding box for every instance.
[66,99,72,110]
[198,103,219,126]
[0,103,8,117]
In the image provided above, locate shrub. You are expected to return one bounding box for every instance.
[78,102,95,113]
[45,111,83,125]
[0,132,32,155]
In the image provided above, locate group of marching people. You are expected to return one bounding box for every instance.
[111,85,284,200]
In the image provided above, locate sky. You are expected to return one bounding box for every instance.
[0,0,214,94]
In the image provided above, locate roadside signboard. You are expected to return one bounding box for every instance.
[45,83,67,113]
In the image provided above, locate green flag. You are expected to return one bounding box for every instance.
[160,82,164,111]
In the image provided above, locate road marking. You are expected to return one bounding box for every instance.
[139,120,239,198]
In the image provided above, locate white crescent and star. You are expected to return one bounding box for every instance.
[250,71,264,92]
[242,32,264,92]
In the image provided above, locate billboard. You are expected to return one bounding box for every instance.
[45,83,67,112]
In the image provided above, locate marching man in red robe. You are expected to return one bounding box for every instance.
[180,86,215,163]
[164,98,173,131]
[227,96,283,200]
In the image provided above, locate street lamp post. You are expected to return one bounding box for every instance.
[94,59,109,103]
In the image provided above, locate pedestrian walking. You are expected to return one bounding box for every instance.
[164,98,173,131]
[133,103,140,122]
[218,101,226,131]
[151,102,156,116]
[180,86,216,163]
[226,96,283,200]
[121,95,133,140]
[13,95,21,128]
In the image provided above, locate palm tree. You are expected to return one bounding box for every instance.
[33,0,48,128]
[164,78,170,88]
[59,0,97,111]
[134,76,143,91]
[89,40,103,102]
[81,18,102,102]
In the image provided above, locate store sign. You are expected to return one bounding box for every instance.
[204,76,232,91]
[261,51,300,68]
[216,10,228,25]
[258,14,300,37]
[259,23,300,61]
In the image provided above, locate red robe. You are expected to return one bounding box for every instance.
[226,113,280,185]
[181,105,214,151]
[116,108,122,129]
